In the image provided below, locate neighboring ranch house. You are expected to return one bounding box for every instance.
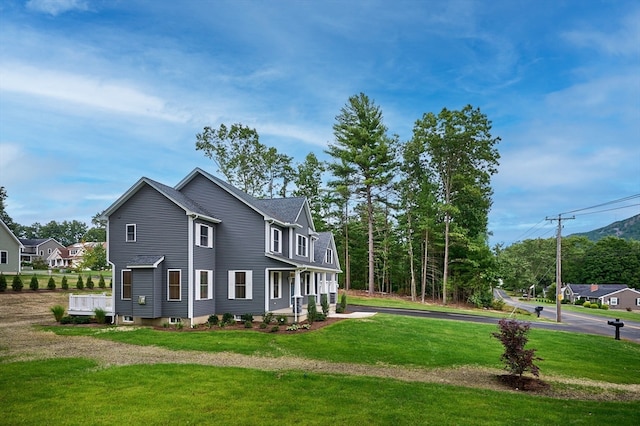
[564,284,640,310]
[47,242,106,269]
[19,238,65,264]
[0,219,23,274]
[102,168,341,326]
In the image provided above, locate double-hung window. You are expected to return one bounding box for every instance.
[270,271,282,299]
[271,227,281,253]
[168,269,181,301]
[325,248,333,264]
[636,298,640,306]
[196,270,213,300]
[197,224,213,248]
[0,250,8,264]
[610,297,618,306]
[126,224,137,242]
[121,270,132,300]
[296,234,308,257]
[228,270,252,299]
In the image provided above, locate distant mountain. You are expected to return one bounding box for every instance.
[570,213,640,242]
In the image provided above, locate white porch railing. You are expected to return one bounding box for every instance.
[68,293,113,316]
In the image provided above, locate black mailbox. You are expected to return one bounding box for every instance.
[534,306,543,318]
[607,318,624,340]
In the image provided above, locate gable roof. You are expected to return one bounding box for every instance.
[1,219,23,248]
[177,168,314,229]
[102,176,220,223]
[18,237,62,248]
[567,284,629,298]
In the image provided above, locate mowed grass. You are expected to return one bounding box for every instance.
[45,314,640,384]
[1,358,638,426]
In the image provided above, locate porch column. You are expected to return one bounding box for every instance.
[293,270,302,322]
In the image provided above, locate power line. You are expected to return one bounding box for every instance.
[560,194,640,215]
[572,203,640,217]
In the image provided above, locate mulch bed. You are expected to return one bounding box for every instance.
[153,316,347,334]
[496,374,550,392]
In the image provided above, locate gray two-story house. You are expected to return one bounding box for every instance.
[102,168,341,326]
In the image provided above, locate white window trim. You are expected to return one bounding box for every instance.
[636,298,640,306]
[610,297,618,306]
[122,315,134,323]
[0,250,7,264]
[167,269,182,301]
[196,223,213,248]
[271,227,282,253]
[169,317,182,324]
[325,248,333,264]
[126,224,137,242]
[296,234,308,257]
[228,270,253,300]
[121,269,132,300]
[271,271,282,299]
[195,269,213,300]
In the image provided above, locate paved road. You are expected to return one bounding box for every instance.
[350,293,640,343]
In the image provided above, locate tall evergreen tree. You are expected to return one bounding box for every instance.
[326,93,398,294]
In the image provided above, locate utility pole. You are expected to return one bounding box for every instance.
[546,214,575,322]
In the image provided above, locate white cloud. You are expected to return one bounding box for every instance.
[26,0,88,16]
[0,63,190,123]
[563,9,640,56]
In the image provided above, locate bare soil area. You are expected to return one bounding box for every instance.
[1,291,638,401]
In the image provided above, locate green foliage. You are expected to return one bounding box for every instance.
[0,273,6,291]
[320,293,330,316]
[601,304,609,310]
[207,314,219,326]
[244,321,252,328]
[32,258,48,270]
[50,305,65,322]
[583,301,591,308]
[262,312,274,324]
[12,274,23,291]
[61,275,68,290]
[491,298,505,311]
[270,325,279,333]
[276,315,288,325]
[259,323,267,329]
[80,244,107,271]
[76,275,84,290]
[47,276,56,290]
[221,313,235,325]
[307,295,317,324]
[29,274,39,291]
[85,275,94,289]
[492,319,542,381]
[240,313,254,323]
[94,308,107,324]
[60,316,91,325]
[590,303,599,309]
[98,274,105,289]
[339,292,347,312]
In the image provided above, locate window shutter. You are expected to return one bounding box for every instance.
[228,270,235,299]
[246,270,253,299]
[208,270,213,299]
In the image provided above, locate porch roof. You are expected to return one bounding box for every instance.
[126,255,165,268]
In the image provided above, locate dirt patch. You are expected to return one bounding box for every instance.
[1,291,638,401]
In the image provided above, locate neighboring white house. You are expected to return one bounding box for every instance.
[47,242,106,269]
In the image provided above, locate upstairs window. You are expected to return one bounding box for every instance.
[197,224,213,248]
[271,227,281,253]
[325,248,333,264]
[296,234,308,257]
[121,270,132,300]
[126,224,137,242]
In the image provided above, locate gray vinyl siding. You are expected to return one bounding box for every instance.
[108,184,189,318]
[0,226,21,274]
[181,174,269,316]
[292,208,313,263]
[193,220,216,317]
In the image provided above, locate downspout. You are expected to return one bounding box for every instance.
[188,215,194,327]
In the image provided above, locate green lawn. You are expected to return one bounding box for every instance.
[44,314,640,384]
[1,358,638,425]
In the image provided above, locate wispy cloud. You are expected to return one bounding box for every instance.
[26,0,88,16]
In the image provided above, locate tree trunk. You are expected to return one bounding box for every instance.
[408,214,416,301]
[443,212,450,305]
[421,228,428,303]
[367,188,375,294]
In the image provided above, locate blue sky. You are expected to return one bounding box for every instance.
[1,0,638,247]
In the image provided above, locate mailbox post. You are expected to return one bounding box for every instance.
[607,318,624,340]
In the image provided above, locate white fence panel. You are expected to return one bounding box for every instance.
[68,293,113,315]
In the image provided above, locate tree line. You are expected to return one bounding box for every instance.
[196,93,501,305]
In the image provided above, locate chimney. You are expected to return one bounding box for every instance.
[590,284,598,292]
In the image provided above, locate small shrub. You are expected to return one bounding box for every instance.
[491,298,506,311]
[98,274,106,289]
[321,294,330,316]
[12,274,23,291]
[286,323,300,331]
[175,321,184,330]
[0,273,6,291]
[276,315,288,325]
[262,312,274,324]
[50,305,65,322]
[208,314,219,326]
[76,275,84,290]
[61,275,69,290]
[162,322,169,328]
[270,325,280,333]
[590,303,599,309]
[492,319,542,385]
[244,321,253,328]
[86,275,94,289]
[30,275,39,291]
[240,313,254,323]
[600,304,609,310]
[94,308,106,324]
[583,301,591,308]
[339,292,347,312]
[221,312,235,325]
[574,299,583,305]
[259,323,267,329]
[301,323,311,330]
[47,276,56,290]
[314,313,326,322]
[307,295,317,324]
